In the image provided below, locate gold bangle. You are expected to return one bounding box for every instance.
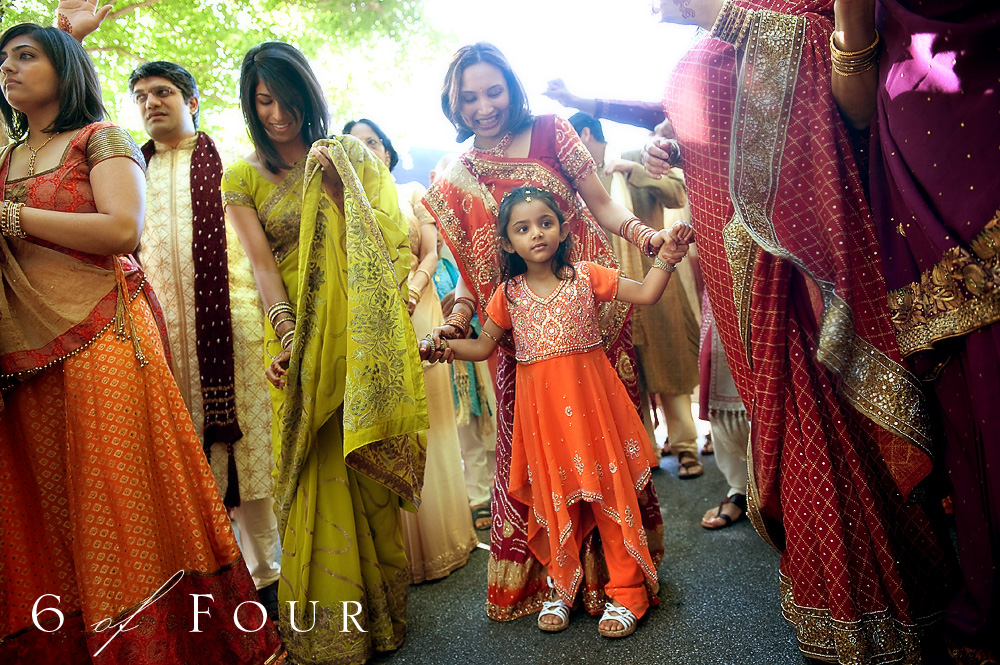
[481,328,500,344]
[267,301,294,327]
[1,201,26,239]
[653,257,677,273]
[453,296,477,317]
[830,30,880,76]
[416,267,434,284]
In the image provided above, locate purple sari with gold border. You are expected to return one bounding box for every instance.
[871,0,1000,642]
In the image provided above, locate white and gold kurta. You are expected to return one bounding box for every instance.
[140,136,274,501]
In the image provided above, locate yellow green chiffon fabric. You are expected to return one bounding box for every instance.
[222,136,427,665]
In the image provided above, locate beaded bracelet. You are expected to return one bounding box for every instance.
[653,257,677,273]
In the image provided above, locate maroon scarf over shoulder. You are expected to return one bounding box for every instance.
[142,132,243,507]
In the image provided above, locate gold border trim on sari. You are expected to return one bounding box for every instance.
[779,572,934,665]
[723,211,757,369]
[889,210,1000,357]
[728,9,931,456]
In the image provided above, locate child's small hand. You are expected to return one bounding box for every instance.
[657,221,694,266]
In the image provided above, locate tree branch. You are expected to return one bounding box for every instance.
[85,45,144,61]
[109,0,166,19]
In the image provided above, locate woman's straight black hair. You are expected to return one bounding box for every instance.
[0,23,105,140]
[239,41,329,174]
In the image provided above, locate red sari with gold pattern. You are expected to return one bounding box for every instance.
[423,114,664,620]
[664,3,956,662]
[0,123,284,664]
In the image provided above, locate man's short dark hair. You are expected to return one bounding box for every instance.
[568,112,605,144]
[128,61,200,129]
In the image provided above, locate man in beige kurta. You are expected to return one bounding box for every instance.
[129,62,280,607]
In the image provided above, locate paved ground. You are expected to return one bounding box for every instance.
[373,450,810,665]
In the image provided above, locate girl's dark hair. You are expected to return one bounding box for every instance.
[342,118,398,172]
[440,42,532,143]
[239,41,329,174]
[496,186,575,301]
[0,23,105,141]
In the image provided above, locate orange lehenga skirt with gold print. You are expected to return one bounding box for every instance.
[0,290,284,665]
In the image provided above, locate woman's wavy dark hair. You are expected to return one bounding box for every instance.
[342,118,398,171]
[440,42,532,143]
[0,23,105,140]
[496,186,574,302]
[239,41,329,174]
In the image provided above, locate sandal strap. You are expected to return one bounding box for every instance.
[728,493,748,513]
[539,599,571,621]
[600,602,636,630]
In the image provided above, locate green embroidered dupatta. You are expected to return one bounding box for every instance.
[272,136,428,533]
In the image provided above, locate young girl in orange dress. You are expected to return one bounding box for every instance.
[422,186,693,638]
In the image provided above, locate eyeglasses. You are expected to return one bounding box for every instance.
[132,85,181,105]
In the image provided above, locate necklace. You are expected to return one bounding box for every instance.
[25,131,60,177]
[472,132,512,157]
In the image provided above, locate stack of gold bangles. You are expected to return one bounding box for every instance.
[709,0,754,49]
[266,301,295,359]
[620,217,658,257]
[1,200,26,238]
[445,296,476,336]
[830,30,880,76]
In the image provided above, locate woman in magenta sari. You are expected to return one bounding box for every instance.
[646,0,957,662]
[836,0,1000,657]
[421,43,671,627]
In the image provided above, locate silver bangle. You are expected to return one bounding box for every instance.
[653,257,677,273]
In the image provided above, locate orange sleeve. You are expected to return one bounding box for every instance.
[585,262,620,303]
[484,285,512,330]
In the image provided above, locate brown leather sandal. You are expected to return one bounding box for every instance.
[701,493,747,530]
[676,451,704,479]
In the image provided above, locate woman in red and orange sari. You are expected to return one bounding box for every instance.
[645,1,958,662]
[0,24,283,664]
[422,43,672,624]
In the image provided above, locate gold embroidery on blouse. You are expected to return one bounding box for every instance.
[889,210,1000,357]
[87,125,145,170]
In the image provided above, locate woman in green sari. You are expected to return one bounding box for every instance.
[222,41,428,665]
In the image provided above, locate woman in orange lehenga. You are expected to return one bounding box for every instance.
[0,24,283,664]
[422,43,671,623]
